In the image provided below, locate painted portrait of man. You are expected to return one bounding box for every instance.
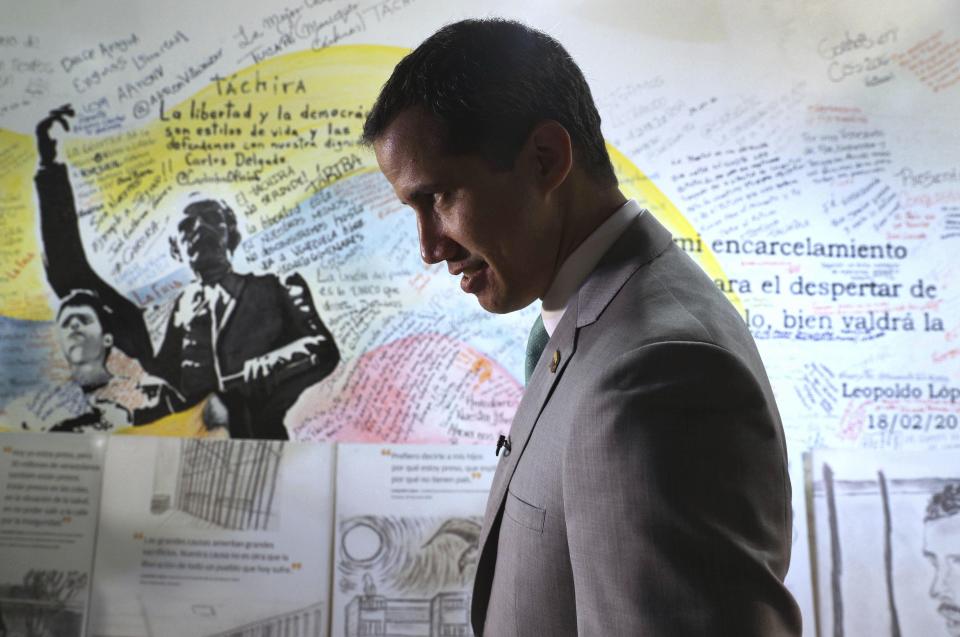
[925,483,960,637]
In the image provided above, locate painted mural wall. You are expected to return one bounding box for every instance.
[0,1,958,634]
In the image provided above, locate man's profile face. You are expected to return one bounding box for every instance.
[177,206,233,276]
[374,107,561,314]
[57,304,112,367]
[924,513,960,636]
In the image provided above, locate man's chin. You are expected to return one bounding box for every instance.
[939,603,960,636]
[475,296,509,314]
[63,347,88,365]
[459,268,537,314]
[473,291,535,315]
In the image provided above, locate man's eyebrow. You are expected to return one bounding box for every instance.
[59,311,83,326]
[408,184,444,201]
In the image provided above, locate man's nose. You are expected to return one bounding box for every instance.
[416,212,456,265]
[931,564,950,599]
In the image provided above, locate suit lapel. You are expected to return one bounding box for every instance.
[220,273,247,331]
[577,210,673,328]
[478,305,578,548]
[213,273,247,352]
[473,210,676,632]
[477,211,674,551]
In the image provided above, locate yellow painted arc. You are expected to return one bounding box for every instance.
[0,128,53,320]
[607,143,743,313]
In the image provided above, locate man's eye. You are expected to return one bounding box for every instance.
[411,192,440,209]
[431,192,450,209]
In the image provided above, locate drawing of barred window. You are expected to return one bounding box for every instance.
[0,569,88,637]
[151,438,284,530]
[203,600,324,637]
[137,597,326,637]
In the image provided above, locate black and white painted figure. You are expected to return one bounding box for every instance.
[925,483,960,637]
[3,284,182,432]
[55,291,115,390]
[34,106,340,439]
[46,289,184,431]
[150,192,340,439]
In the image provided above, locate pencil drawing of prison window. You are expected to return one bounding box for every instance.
[203,600,324,637]
[0,569,88,637]
[337,516,479,636]
[137,596,326,637]
[813,451,960,637]
[151,438,284,530]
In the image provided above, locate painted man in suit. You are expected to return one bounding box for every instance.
[34,107,339,439]
[364,19,801,636]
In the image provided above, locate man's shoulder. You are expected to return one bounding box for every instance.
[597,244,732,341]
[171,273,284,309]
[236,271,306,294]
[581,240,769,382]
[576,210,729,344]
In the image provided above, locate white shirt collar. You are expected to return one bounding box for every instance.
[540,200,643,336]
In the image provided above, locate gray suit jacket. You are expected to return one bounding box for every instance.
[471,211,802,636]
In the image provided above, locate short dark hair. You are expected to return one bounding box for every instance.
[363,18,617,186]
[58,290,113,332]
[926,483,960,522]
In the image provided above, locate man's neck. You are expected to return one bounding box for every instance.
[72,362,111,391]
[197,263,233,285]
[550,177,627,286]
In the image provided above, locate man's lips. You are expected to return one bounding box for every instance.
[940,602,960,621]
[448,260,486,277]
[455,262,489,294]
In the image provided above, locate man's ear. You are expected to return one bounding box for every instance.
[103,333,114,348]
[527,120,573,194]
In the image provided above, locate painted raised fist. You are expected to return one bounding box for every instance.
[36,104,75,167]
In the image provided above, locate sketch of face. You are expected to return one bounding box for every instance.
[374,107,562,314]
[925,513,960,636]
[57,304,112,368]
[177,207,233,279]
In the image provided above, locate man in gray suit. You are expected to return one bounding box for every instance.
[363,19,801,636]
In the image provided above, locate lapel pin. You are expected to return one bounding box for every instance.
[496,434,511,457]
[550,350,561,373]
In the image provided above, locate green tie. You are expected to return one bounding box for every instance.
[525,314,550,384]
